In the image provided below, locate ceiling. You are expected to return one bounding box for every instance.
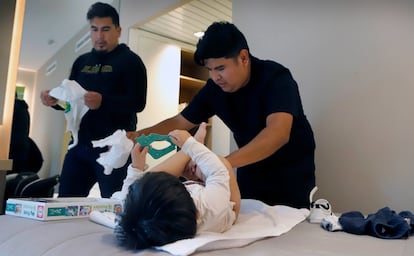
[137,0,231,46]
[19,0,232,71]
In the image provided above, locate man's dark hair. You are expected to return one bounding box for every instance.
[194,21,250,66]
[87,2,120,27]
[116,172,197,250]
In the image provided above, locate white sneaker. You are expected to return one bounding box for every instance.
[321,214,342,231]
[308,198,333,223]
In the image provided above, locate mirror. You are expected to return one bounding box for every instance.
[14,0,117,177]
[17,0,117,106]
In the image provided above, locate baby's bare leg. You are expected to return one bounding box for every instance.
[149,150,190,177]
[181,122,208,181]
[194,122,207,144]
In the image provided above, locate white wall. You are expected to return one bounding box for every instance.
[16,69,36,120]
[234,0,414,214]
[129,29,182,166]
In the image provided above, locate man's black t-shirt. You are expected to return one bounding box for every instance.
[182,56,315,208]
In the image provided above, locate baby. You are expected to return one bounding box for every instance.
[113,122,241,249]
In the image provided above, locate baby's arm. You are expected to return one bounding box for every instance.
[110,144,148,202]
[131,143,148,170]
[150,122,208,180]
[172,131,241,221]
[217,156,241,220]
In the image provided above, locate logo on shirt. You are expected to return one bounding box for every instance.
[81,64,113,74]
[101,65,113,72]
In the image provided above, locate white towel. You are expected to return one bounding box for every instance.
[89,211,117,229]
[49,79,88,149]
[88,200,308,256]
[92,130,134,175]
[157,199,309,255]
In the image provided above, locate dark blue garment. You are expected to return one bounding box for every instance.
[339,207,413,239]
[400,211,414,230]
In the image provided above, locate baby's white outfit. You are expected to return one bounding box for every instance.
[111,136,236,233]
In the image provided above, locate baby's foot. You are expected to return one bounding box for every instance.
[194,122,207,143]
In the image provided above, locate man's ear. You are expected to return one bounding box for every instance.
[239,49,250,64]
[116,26,122,37]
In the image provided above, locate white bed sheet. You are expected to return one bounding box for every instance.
[1,213,414,256]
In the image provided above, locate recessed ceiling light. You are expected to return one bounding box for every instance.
[193,31,204,38]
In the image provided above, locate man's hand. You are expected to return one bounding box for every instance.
[40,90,58,107]
[84,91,102,109]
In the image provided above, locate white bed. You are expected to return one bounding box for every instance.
[1,204,413,256]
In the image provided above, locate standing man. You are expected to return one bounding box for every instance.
[40,2,147,198]
[129,21,315,209]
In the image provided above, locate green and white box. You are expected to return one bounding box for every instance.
[5,197,122,221]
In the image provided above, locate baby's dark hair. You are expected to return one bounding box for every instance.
[194,21,250,66]
[116,172,197,250]
[87,2,120,27]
